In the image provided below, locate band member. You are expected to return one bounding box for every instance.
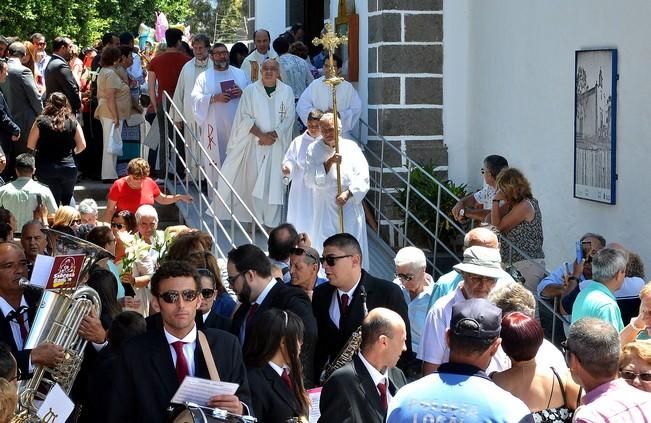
[107,261,251,423]
[244,308,310,421]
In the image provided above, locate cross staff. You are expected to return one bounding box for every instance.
[313,22,348,233]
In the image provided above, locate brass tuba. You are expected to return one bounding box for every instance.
[15,229,113,422]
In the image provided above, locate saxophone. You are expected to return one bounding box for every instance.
[320,287,368,384]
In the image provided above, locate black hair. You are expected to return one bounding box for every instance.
[483,155,509,178]
[229,42,249,67]
[87,226,113,250]
[244,309,309,416]
[307,109,324,121]
[0,223,12,242]
[323,233,362,258]
[119,32,134,45]
[0,342,15,380]
[272,37,290,55]
[150,260,200,296]
[112,210,137,232]
[253,29,271,41]
[291,23,304,33]
[211,42,228,53]
[52,37,69,52]
[0,208,13,226]
[180,41,193,57]
[187,251,227,295]
[227,244,272,278]
[165,28,184,48]
[268,223,299,261]
[87,268,122,321]
[118,45,133,58]
[102,32,116,46]
[107,311,146,347]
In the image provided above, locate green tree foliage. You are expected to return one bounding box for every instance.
[215,0,246,43]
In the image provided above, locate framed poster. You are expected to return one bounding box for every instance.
[574,49,617,204]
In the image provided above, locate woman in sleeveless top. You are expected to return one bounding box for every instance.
[491,167,545,291]
[491,312,581,422]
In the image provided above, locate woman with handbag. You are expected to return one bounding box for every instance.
[26,92,86,206]
[244,308,310,423]
[94,46,132,183]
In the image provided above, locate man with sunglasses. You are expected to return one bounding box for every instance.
[419,245,509,376]
[566,318,651,421]
[108,261,251,422]
[312,233,411,379]
[227,244,318,387]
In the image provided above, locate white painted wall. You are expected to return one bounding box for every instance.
[254,0,287,40]
[444,0,651,269]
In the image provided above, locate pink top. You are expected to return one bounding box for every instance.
[574,378,651,422]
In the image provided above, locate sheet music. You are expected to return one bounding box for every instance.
[171,376,239,407]
[37,383,75,422]
[307,387,322,423]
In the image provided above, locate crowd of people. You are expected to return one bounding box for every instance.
[0,25,650,423]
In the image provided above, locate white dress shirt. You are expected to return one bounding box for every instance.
[0,295,30,350]
[328,280,360,329]
[164,325,197,377]
[358,352,392,404]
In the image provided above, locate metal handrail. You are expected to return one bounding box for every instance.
[160,91,269,262]
[357,117,569,342]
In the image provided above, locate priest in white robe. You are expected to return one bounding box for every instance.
[305,112,370,268]
[240,29,278,83]
[217,59,295,227]
[172,34,211,180]
[192,43,250,185]
[282,108,323,235]
[296,59,362,137]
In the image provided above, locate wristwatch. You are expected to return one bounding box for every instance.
[459,209,465,217]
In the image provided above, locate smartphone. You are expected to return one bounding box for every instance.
[576,240,583,263]
[36,194,43,207]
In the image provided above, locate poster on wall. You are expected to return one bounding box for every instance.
[574,49,617,204]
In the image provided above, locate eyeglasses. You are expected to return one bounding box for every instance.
[395,273,416,282]
[290,247,319,264]
[38,42,46,47]
[8,367,22,382]
[560,341,580,364]
[320,255,352,266]
[71,219,82,225]
[157,289,199,304]
[480,168,485,175]
[464,274,497,285]
[111,222,124,229]
[200,288,216,299]
[226,273,242,285]
[620,370,651,382]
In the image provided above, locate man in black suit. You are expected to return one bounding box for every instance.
[107,261,251,423]
[43,37,81,112]
[0,60,16,178]
[312,233,412,380]
[0,242,63,379]
[227,244,318,387]
[319,307,408,422]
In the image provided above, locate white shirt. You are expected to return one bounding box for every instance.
[268,360,290,377]
[358,352,392,404]
[0,295,29,350]
[328,280,360,329]
[202,310,211,322]
[473,184,497,210]
[164,325,197,377]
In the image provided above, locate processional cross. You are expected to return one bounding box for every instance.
[313,22,348,233]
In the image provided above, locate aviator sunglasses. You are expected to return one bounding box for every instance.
[157,289,199,304]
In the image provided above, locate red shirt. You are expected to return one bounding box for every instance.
[108,177,161,213]
[148,51,190,103]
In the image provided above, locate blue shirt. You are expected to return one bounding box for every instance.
[427,271,463,310]
[387,363,532,423]
[571,280,624,331]
[211,291,237,319]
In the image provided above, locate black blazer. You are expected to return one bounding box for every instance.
[247,364,307,422]
[44,54,81,112]
[196,309,232,332]
[318,354,407,423]
[105,327,251,423]
[0,89,17,155]
[232,281,318,388]
[312,270,412,377]
[0,288,41,377]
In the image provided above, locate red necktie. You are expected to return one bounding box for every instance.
[377,381,388,410]
[172,341,189,383]
[281,368,293,392]
[246,303,259,327]
[14,309,29,343]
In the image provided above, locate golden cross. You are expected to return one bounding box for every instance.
[312,22,348,57]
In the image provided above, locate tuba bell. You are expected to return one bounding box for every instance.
[15,228,114,422]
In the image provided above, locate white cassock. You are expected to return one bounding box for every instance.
[217,80,295,226]
[283,131,318,234]
[240,50,278,83]
[296,77,362,136]
[192,65,250,180]
[172,58,210,179]
[305,137,369,268]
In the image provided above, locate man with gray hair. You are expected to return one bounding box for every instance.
[566,318,651,421]
[393,246,433,353]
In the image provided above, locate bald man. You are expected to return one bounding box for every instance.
[427,227,515,309]
[319,308,408,423]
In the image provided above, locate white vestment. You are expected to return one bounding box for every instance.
[217,80,295,226]
[192,66,250,180]
[296,77,362,136]
[283,131,318,234]
[172,58,211,179]
[240,49,278,83]
[305,138,370,268]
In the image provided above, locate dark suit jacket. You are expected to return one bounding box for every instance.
[232,281,318,388]
[4,59,43,144]
[106,327,251,423]
[44,54,81,112]
[312,270,412,378]
[0,89,17,156]
[0,288,42,377]
[196,309,232,332]
[247,365,306,422]
[318,354,407,423]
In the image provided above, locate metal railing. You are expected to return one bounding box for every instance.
[357,118,568,343]
[159,92,269,262]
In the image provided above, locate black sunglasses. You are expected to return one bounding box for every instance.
[226,272,242,285]
[320,255,352,266]
[290,247,319,263]
[200,288,215,299]
[71,219,82,225]
[620,370,651,382]
[158,289,199,304]
[395,273,416,282]
[111,222,124,229]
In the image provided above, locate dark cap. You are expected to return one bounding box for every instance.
[450,298,502,339]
